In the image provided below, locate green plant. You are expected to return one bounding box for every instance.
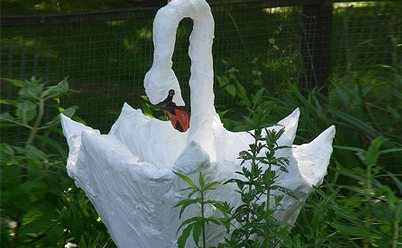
[173,121,298,248]
[174,172,230,248]
[0,76,77,247]
[222,126,296,248]
[335,136,402,248]
[140,95,170,121]
[0,76,116,248]
[216,62,279,132]
[291,183,339,247]
[58,186,117,248]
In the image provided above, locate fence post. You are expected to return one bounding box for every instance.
[300,0,333,97]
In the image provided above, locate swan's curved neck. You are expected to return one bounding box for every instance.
[151,0,217,159]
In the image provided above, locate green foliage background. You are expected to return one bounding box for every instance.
[1,1,401,247]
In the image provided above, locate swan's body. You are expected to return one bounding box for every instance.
[61,0,335,247]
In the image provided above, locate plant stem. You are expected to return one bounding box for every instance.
[201,189,206,248]
[392,220,399,248]
[265,164,271,248]
[11,212,21,248]
[62,227,69,248]
[363,161,373,248]
[27,99,45,145]
[12,100,45,247]
[246,135,259,241]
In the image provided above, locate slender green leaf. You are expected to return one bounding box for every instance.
[41,77,69,99]
[217,75,229,87]
[177,217,200,233]
[204,181,221,191]
[43,115,60,128]
[0,112,27,128]
[1,78,26,87]
[199,172,205,187]
[335,145,366,154]
[379,147,402,155]
[270,185,298,200]
[329,105,382,138]
[175,198,202,218]
[177,223,194,248]
[62,105,79,117]
[174,172,199,189]
[385,171,402,195]
[237,82,251,108]
[252,88,265,106]
[364,136,385,166]
[174,198,200,208]
[225,84,236,97]
[1,112,16,124]
[192,221,202,246]
[0,99,19,105]
[36,135,67,158]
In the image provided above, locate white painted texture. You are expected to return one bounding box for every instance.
[61,0,335,247]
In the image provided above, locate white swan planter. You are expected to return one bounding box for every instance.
[60,0,335,247]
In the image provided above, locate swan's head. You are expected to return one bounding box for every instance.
[144,66,189,132]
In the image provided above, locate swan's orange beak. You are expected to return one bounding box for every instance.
[156,89,189,132]
[166,108,189,132]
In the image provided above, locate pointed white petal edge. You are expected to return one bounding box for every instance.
[294,125,336,187]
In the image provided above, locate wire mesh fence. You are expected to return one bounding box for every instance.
[1,0,401,136]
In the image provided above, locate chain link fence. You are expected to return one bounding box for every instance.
[1,0,401,135]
